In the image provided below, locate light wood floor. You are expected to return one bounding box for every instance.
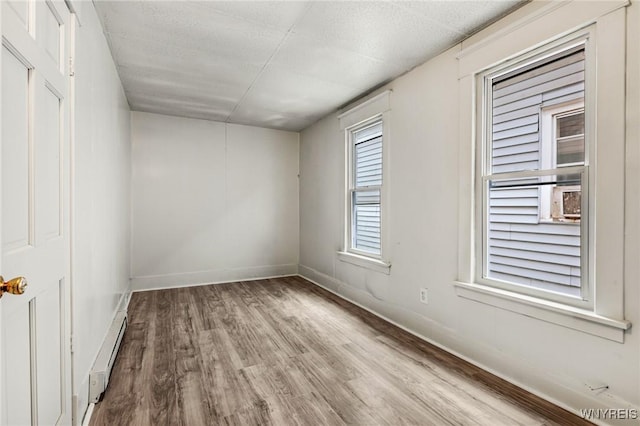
[90,276,590,425]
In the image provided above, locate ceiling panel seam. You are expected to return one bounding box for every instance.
[391,2,469,37]
[224,2,315,123]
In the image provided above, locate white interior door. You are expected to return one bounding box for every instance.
[1,1,71,425]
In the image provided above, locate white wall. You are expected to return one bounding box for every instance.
[299,1,639,421]
[72,2,131,422]
[130,112,299,290]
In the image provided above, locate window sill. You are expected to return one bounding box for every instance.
[454,281,631,342]
[539,218,581,225]
[337,251,391,275]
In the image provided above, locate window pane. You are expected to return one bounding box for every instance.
[487,173,582,297]
[556,172,581,187]
[355,136,382,187]
[491,49,585,174]
[353,190,381,255]
[354,122,382,143]
[557,136,584,165]
[557,112,584,137]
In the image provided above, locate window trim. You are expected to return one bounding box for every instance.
[337,250,391,275]
[455,1,631,342]
[337,90,392,272]
[454,280,630,343]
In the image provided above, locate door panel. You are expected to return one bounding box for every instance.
[37,84,62,241]
[1,45,30,252]
[4,305,31,426]
[39,2,61,68]
[6,2,28,31]
[1,1,71,425]
[35,281,63,425]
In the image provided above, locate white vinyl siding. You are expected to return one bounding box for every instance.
[351,122,383,255]
[486,48,585,297]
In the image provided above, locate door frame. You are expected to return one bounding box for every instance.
[68,9,77,425]
[0,2,4,421]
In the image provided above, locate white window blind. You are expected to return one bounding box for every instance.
[352,122,382,255]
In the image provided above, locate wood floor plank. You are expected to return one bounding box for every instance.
[90,291,157,426]
[252,304,311,358]
[372,334,546,425]
[198,328,263,418]
[150,289,179,426]
[174,288,218,424]
[289,352,385,425]
[90,278,591,426]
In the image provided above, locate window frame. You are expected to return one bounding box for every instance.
[347,117,384,259]
[477,35,593,309]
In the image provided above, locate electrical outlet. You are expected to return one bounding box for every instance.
[419,288,428,304]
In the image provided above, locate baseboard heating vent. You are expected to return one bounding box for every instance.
[89,311,127,403]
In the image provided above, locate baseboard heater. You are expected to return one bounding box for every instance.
[88,311,128,403]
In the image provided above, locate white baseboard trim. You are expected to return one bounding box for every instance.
[297,264,638,426]
[117,289,132,313]
[74,289,131,426]
[81,403,94,426]
[131,264,299,292]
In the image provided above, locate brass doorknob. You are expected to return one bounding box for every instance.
[0,276,27,298]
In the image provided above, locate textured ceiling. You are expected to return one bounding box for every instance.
[94,1,524,131]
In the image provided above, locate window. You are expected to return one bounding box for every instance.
[540,102,585,222]
[481,44,589,304]
[337,90,391,273]
[348,120,383,257]
[455,3,630,341]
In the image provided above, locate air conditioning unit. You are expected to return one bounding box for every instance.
[89,311,127,403]
[551,185,581,221]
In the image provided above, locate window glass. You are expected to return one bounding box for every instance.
[485,47,587,299]
[350,122,383,256]
[556,111,585,166]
